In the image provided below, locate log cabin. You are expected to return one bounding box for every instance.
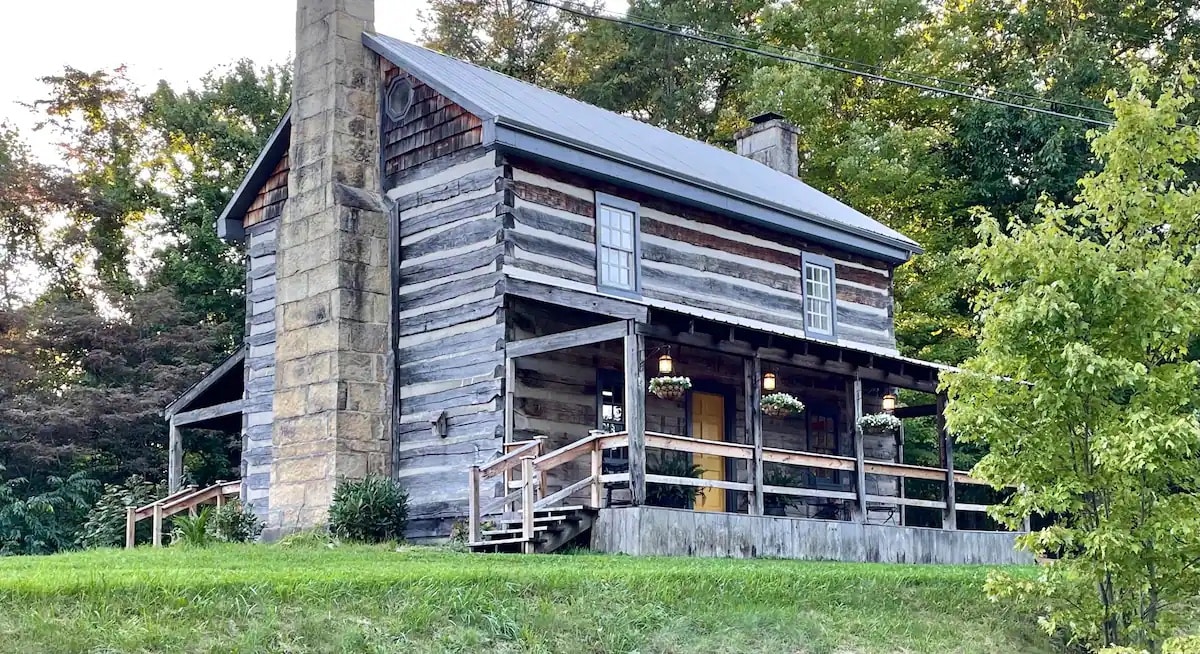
[159,0,1030,564]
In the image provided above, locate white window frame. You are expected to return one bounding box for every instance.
[594,192,641,296]
[802,252,837,340]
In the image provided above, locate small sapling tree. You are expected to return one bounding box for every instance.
[943,68,1200,653]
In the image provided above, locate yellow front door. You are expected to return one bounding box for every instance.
[691,392,726,512]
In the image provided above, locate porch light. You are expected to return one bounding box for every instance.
[763,372,777,391]
[882,393,897,413]
[657,353,674,375]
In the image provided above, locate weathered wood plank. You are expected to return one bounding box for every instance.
[401,216,501,261]
[507,321,628,359]
[505,278,648,321]
[513,206,595,243]
[400,192,500,239]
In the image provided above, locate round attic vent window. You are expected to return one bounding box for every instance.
[385,78,414,122]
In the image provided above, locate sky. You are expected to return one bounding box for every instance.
[0,0,428,160]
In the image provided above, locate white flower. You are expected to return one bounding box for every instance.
[857,412,903,432]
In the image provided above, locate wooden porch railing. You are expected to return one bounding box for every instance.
[124,479,241,548]
[467,429,1004,547]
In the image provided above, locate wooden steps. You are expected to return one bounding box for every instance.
[469,506,596,553]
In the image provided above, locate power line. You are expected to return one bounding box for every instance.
[531,0,1115,127]
[604,4,1114,120]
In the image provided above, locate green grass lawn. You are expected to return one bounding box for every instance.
[0,544,1050,654]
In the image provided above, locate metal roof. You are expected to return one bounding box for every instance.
[364,33,922,259]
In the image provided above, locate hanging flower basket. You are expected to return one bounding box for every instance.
[761,393,805,418]
[648,375,692,401]
[858,412,903,432]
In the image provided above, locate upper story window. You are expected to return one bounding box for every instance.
[595,192,641,295]
[802,253,837,339]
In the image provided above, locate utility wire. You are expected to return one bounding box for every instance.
[603,4,1114,120]
[531,0,1115,127]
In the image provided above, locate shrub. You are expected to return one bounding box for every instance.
[645,452,704,509]
[0,466,98,556]
[328,476,408,543]
[209,499,262,543]
[77,475,166,549]
[171,507,214,547]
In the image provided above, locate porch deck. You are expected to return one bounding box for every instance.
[592,506,1030,564]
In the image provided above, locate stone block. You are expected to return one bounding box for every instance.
[274,387,308,419]
[340,380,385,413]
[274,328,310,364]
[275,436,337,460]
[339,351,378,382]
[307,381,341,413]
[282,294,332,330]
[275,273,310,305]
[272,454,329,483]
[277,413,333,445]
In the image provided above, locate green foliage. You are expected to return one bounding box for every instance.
[208,499,262,544]
[0,465,97,556]
[171,507,214,548]
[275,528,336,549]
[645,451,705,508]
[77,475,166,549]
[943,68,1200,653]
[328,476,409,544]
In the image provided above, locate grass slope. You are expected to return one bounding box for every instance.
[0,544,1049,654]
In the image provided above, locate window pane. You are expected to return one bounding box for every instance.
[804,262,834,334]
[597,202,638,291]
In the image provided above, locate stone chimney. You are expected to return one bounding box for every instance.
[735,112,800,177]
[268,0,391,535]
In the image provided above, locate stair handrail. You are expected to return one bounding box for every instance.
[124,480,241,549]
[468,437,546,544]
[467,431,631,547]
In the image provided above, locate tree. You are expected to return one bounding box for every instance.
[420,0,600,91]
[942,69,1200,652]
[145,60,290,327]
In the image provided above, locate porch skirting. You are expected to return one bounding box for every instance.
[590,507,1033,565]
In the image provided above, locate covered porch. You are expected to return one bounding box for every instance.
[468,297,1029,563]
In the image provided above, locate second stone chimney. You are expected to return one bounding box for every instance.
[735,112,800,177]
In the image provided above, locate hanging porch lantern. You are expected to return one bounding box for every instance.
[657,352,675,375]
[762,372,777,391]
[882,393,897,413]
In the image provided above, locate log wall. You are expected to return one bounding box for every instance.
[501,158,898,353]
[390,145,507,539]
[241,219,277,520]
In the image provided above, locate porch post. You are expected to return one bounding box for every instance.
[167,416,182,494]
[937,393,957,530]
[624,321,646,506]
[897,421,906,527]
[745,357,763,515]
[503,356,515,444]
[851,378,867,523]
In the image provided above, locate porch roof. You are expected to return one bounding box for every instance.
[163,346,245,431]
[640,308,955,394]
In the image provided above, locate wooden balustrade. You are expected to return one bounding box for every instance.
[124,480,241,548]
[466,428,1006,544]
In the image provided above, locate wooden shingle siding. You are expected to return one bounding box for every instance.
[390,146,506,539]
[244,153,289,228]
[501,159,898,352]
[382,66,483,187]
